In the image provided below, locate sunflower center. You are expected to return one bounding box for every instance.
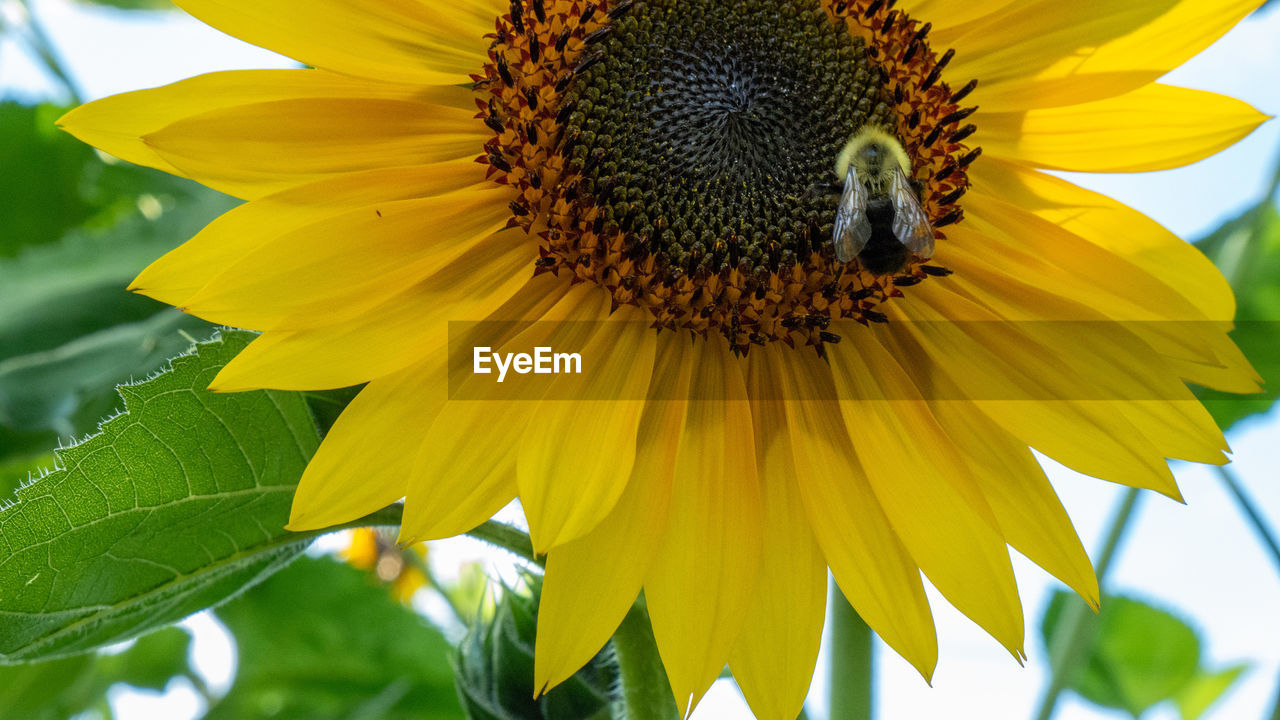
[478,0,980,353]
[562,1,894,277]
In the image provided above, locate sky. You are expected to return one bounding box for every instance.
[2,1,1279,719]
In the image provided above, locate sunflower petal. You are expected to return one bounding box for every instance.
[210,229,538,390]
[533,335,691,695]
[728,351,831,720]
[518,308,658,552]
[177,185,512,330]
[889,286,1184,498]
[939,0,1180,98]
[396,281,594,544]
[143,89,485,198]
[928,401,1099,608]
[286,362,441,531]
[130,160,486,308]
[779,348,938,680]
[646,338,763,716]
[827,336,1026,659]
[56,69,430,182]
[171,0,496,85]
[981,84,1270,173]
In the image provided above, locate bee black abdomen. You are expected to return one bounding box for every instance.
[858,197,910,275]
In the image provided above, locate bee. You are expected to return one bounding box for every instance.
[832,127,935,275]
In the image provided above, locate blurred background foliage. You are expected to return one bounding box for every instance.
[1,1,1278,719]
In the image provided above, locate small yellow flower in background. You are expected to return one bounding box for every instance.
[58,0,1268,717]
[342,528,430,605]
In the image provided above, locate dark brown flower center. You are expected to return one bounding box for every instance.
[477,0,979,353]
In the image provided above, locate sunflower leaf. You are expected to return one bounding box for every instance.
[0,329,318,662]
[1041,592,1210,718]
[1194,196,1280,431]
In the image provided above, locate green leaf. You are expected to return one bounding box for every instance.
[0,330,319,662]
[1195,199,1280,431]
[0,103,99,259]
[1042,592,1202,717]
[0,627,192,720]
[0,148,234,458]
[210,556,465,720]
[1175,664,1249,720]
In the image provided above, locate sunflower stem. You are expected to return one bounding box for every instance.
[465,520,540,566]
[828,581,874,720]
[1032,487,1142,720]
[1214,465,1280,573]
[612,599,679,720]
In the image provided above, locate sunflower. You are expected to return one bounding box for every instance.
[60,0,1268,717]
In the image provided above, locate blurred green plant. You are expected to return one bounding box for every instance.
[208,556,465,720]
[1193,185,1280,430]
[0,627,195,720]
[0,103,233,465]
[1041,592,1248,720]
[454,575,618,720]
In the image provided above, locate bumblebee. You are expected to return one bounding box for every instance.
[832,127,935,275]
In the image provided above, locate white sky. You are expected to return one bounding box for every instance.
[3,1,1279,719]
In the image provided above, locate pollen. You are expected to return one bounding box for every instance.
[476,0,979,353]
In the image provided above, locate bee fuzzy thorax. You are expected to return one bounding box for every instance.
[835,127,912,190]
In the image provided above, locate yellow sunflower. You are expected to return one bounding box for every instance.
[60,0,1268,717]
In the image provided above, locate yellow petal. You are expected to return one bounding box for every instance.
[888,286,1183,498]
[519,309,658,552]
[827,335,1026,659]
[1038,0,1265,79]
[397,281,594,544]
[776,346,938,680]
[57,69,434,180]
[899,0,1015,31]
[965,162,1260,394]
[729,350,828,720]
[130,159,486,309]
[143,88,485,198]
[939,0,1180,99]
[954,191,1256,391]
[178,185,512,330]
[946,0,1263,111]
[646,337,763,717]
[286,362,440,531]
[928,401,1099,608]
[533,335,691,694]
[932,255,1230,464]
[968,157,1236,321]
[980,84,1270,173]
[209,229,538,391]
[171,0,495,85]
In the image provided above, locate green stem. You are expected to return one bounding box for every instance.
[1032,487,1142,720]
[321,505,539,566]
[612,599,679,720]
[828,581,874,720]
[13,0,85,103]
[465,519,540,566]
[1215,466,1280,572]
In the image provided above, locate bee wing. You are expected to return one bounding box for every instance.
[889,165,935,259]
[833,165,872,263]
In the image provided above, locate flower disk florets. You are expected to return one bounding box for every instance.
[477,0,979,353]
